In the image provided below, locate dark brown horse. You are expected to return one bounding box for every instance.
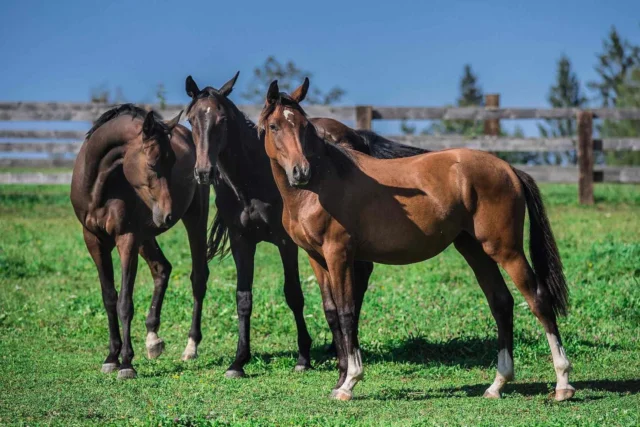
[257,79,575,402]
[184,73,426,377]
[71,105,210,379]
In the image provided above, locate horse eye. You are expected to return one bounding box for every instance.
[269,124,278,132]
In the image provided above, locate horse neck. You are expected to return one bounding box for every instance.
[215,116,270,201]
[83,120,134,210]
[268,150,336,213]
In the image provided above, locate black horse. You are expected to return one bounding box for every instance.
[184,73,427,377]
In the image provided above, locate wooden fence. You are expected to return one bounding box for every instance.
[1,98,640,204]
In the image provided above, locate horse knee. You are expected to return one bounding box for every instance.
[491,290,514,317]
[190,266,209,300]
[236,291,252,317]
[117,298,133,320]
[284,280,305,312]
[324,308,340,332]
[154,261,172,285]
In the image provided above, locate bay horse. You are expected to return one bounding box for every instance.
[184,73,426,377]
[257,79,575,402]
[71,105,210,379]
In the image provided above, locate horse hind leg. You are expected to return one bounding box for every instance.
[278,241,313,372]
[454,233,514,398]
[139,239,172,359]
[493,249,574,401]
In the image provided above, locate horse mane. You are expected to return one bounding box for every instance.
[86,104,165,140]
[355,130,430,159]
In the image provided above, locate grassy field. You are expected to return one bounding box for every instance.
[0,184,639,426]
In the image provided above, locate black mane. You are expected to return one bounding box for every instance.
[87,104,164,139]
[355,130,429,159]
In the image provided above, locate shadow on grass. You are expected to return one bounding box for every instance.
[366,379,640,401]
[139,334,624,381]
[188,334,624,375]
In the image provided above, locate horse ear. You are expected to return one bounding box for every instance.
[291,77,309,103]
[219,71,239,97]
[142,111,156,137]
[186,75,200,98]
[266,80,279,105]
[164,110,182,131]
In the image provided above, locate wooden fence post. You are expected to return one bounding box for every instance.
[577,110,594,205]
[484,94,500,136]
[355,105,373,130]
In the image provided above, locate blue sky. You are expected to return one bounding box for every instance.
[1,0,639,135]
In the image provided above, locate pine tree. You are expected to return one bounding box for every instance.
[458,64,484,107]
[601,67,640,165]
[538,55,587,138]
[587,26,640,107]
[427,64,484,136]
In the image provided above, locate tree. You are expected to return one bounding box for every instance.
[457,64,484,107]
[538,55,587,138]
[155,83,167,109]
[424,64,484,136]
[601,67,640,165]
[587,26,640,107]
[89,84,125,104]
[242,56,345,105]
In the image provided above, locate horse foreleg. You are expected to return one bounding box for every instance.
[181,187,210,361]
[83,229,120,373]
[115,233,139,379]
[308,256,349,396]
[225,233,256,377]
[326,252,362,401]
[139,238,172,359]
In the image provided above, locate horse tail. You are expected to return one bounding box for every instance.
[207,210,231,262]
[513,167,569,317]
[356,130,429,159]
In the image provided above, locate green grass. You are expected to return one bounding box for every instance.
[1,184,639,426]
[0,167,73,174]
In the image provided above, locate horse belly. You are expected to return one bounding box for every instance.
[356,212,459,265]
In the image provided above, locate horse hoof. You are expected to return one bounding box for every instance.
[483,389,501,399]
[294,364,312,372]
[117,368,137,380]
[146,339,165,359]
[225,369,246,379]
[101,363,119,374]
[181,338,198,361]
[555,387,575,402]
[331,389,353,401]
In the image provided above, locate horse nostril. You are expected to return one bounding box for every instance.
[292,165,300,180]
[164,213,172,225]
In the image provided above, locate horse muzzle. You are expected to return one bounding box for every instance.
[194,167,213,185]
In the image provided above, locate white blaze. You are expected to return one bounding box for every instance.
[283,108,295,125]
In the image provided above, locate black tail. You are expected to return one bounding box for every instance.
[206,210,231,262]
[513,168,569,317]
[356,130,429,159]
